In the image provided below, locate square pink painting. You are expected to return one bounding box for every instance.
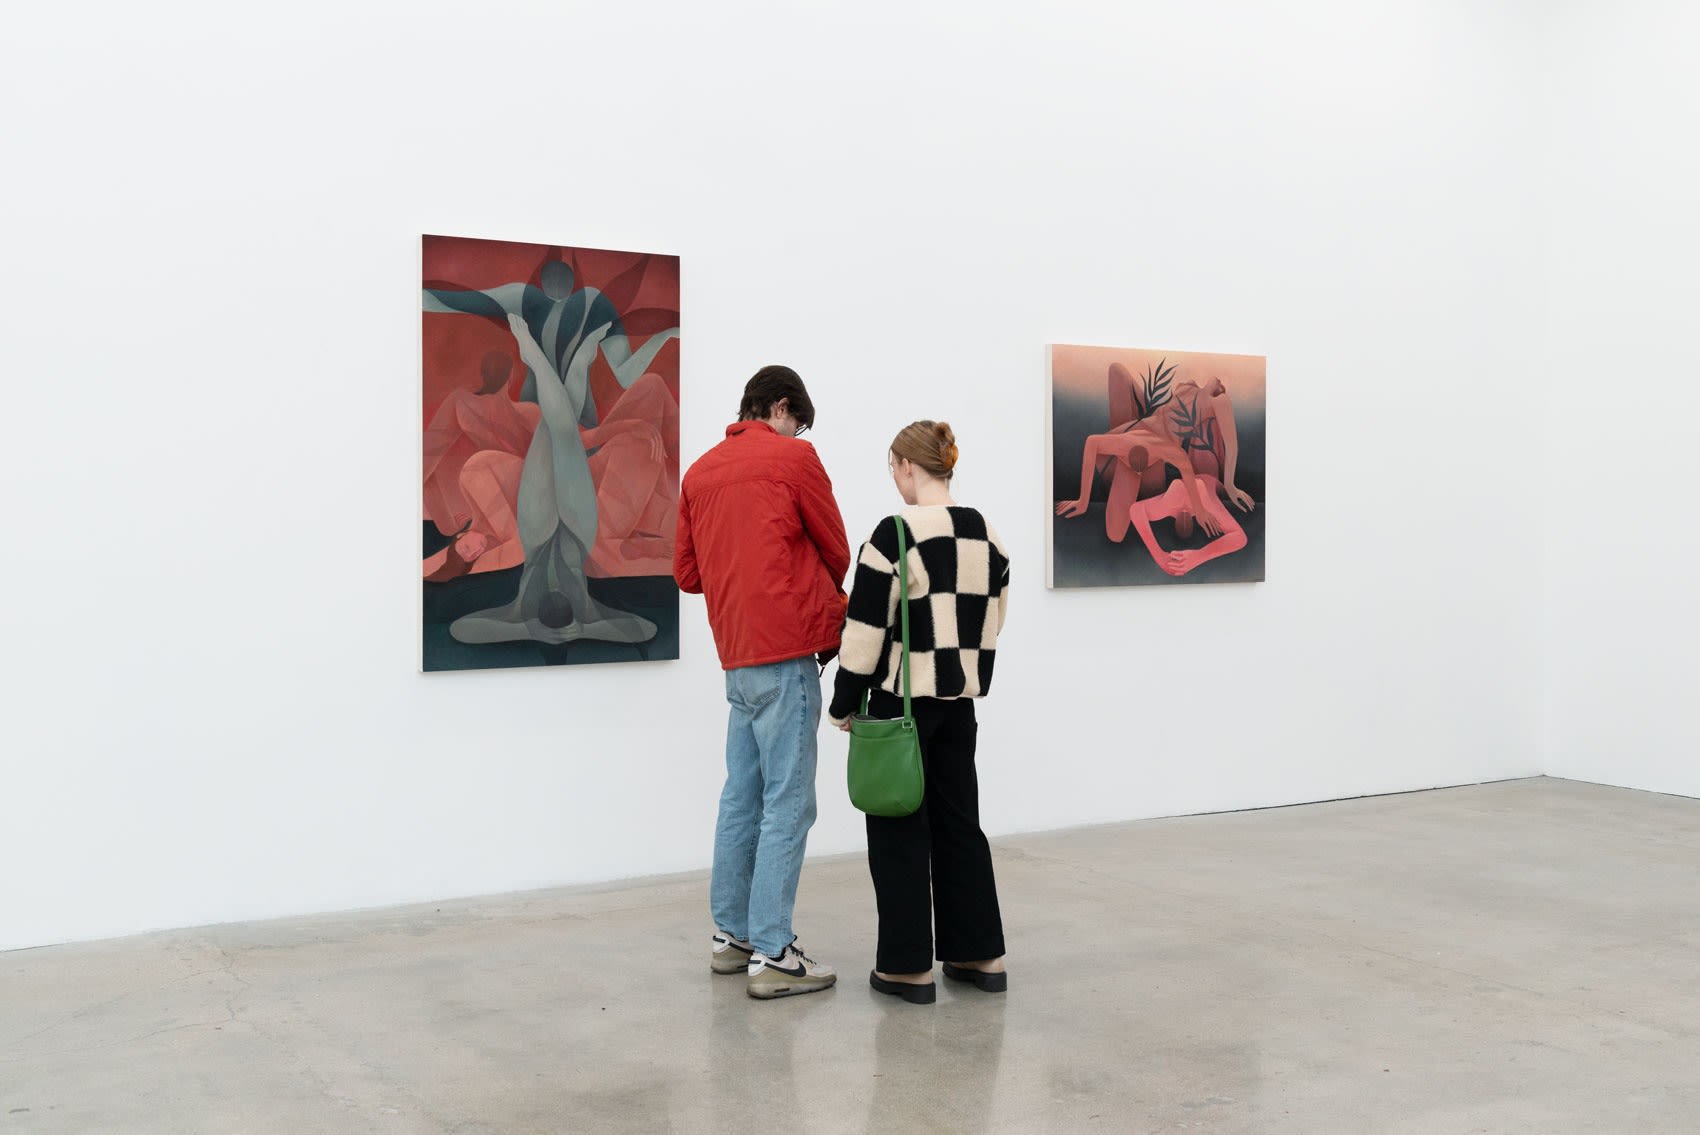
[1049,344,1266,588]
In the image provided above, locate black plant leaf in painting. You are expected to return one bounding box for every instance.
[1172,393,1221,454]
[1170,390,1200,447]
[1191,416,1218,455]
[1138,358,1176,418]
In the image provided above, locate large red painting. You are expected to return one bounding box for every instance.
[422,235,680,669]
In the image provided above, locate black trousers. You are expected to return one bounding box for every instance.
[865,691,1006,974]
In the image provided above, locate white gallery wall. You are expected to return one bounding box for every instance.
[1542,2,1700,799]
[1,0,1555,951]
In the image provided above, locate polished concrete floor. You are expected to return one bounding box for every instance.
[4,777,1698,1133]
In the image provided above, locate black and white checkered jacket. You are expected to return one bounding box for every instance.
[827,505,1011,725]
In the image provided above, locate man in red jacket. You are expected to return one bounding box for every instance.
[675,365,851,999]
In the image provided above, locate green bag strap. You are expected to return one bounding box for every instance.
[859,515,913,721]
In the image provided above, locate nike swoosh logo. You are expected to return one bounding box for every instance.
[759,961,807,978]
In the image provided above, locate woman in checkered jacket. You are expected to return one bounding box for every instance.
[828,421,1011,1004]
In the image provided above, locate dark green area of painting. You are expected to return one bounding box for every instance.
[1050,504,1266,588]
[422,526,679,670]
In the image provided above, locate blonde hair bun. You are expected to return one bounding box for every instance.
[891,419,959,480]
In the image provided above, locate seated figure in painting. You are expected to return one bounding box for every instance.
[1055,359,1255,546]
[423,350,539,580]
[581,371,679,578]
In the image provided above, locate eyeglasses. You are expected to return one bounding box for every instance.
[794,422,809,437]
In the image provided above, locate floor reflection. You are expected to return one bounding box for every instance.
[865,986,1008,1133]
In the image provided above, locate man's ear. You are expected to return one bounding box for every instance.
[771,397,789,419]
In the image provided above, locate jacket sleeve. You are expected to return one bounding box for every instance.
[673,487,703,595]
[797,446,852,586]
[828,517,900,725]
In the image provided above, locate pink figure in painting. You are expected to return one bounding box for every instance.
[422,351,539,579]
[1120,365,1254,512]
[580,371,680,578]
[1128,475,1247,577]
[1054,429,1223,540]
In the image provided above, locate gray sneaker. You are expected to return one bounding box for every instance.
[747,942,836,999]
[711,932,754,974]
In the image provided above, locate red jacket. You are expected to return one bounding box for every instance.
[675,422,851,670]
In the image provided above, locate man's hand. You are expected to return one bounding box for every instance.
[835,719,851,732]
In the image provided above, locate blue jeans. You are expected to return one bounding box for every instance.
[711,656,822,957]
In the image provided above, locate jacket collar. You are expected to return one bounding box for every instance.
[726,421,781,438]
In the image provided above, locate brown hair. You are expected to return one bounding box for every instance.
[738,365,815,429]
[891,420,959,480]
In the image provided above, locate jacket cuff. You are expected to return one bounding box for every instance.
[827,672,864,725]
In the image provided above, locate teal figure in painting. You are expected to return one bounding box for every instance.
[423,261,680,646]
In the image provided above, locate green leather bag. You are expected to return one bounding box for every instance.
[846,516,924,817]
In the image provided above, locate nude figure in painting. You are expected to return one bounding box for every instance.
[1054,422,1224,539]
[1129,474,1247,577]
[423,350,539,580]
[581,372,679,577]
[1055,359,1255,545]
